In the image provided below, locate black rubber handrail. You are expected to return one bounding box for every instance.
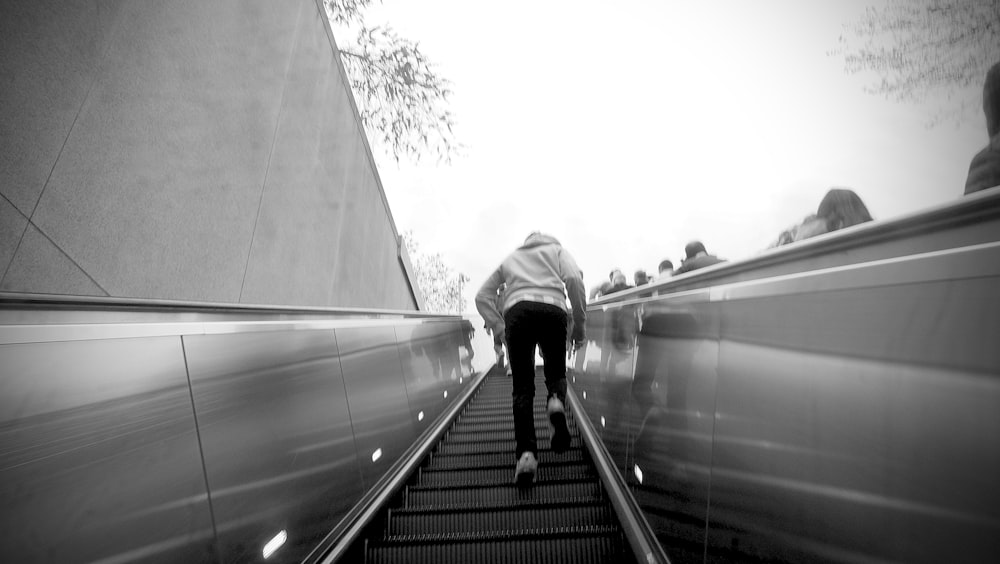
[306,366,493,564]
[567,383,671,564]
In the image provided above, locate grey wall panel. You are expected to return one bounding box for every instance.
[184,329,360,564]
[1,224,107,296]
[0,336,213,563]
[0,0,124,215]
[337,326,416,489]
[0,0,418,309]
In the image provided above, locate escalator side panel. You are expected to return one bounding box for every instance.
[0,336,215,563]
[185,329,362,564]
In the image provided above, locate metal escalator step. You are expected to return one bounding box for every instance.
[405,479,601,508]
[450,418,576,434]
[366,527,627,564]
[418,463,593,487]
[454,415,556,427]
[434,437,580,455]
[426,449,586,470]
[386,502,613,536]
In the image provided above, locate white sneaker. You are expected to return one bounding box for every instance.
[548,396,570,453]
[515,451,537,487]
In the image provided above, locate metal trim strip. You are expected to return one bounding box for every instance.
[566,385,671,564]
[0,317,467,345]
[594,241,1000,311]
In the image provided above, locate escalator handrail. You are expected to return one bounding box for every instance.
[0,291,462,319]
[567,383,672,564]
[306,366,493,564]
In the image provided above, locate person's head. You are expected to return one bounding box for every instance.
[984,61,1000,138]
[658,259,673,274]
[634,270,649,285]
[817,188,873,231]
[608,268,623,282]
[684,241,706,259]
[611,271,627,286]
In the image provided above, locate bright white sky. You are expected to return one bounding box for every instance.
[338,0,987,311]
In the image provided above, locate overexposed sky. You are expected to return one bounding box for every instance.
[335,0,987,309]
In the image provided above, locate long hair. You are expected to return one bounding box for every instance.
[817,188,873,231]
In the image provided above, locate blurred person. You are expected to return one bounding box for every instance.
[634,269,650,286]
[817,188,873,231]
[657,259,673,278]
[965,61,1000,195]
[674,241,725,274]
[774,188,873,247]
[589,268,622,301]
[605,270,632,294]
[475,232,587,486]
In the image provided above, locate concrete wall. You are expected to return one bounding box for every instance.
[0,0,420,310]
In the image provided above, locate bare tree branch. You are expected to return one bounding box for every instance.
[325,1,460,164]
[831,0,1000,126]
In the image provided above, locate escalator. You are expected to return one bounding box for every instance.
[354,367,637,563]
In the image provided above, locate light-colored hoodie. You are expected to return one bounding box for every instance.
[475,233,586,338]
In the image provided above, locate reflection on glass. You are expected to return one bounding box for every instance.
[371,448,382,463]
[262,530,286,559]
[418,411,424,421]
[634,465,644,484]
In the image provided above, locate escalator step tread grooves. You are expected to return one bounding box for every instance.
[434,437,581,455]
[418,464,594,487]
[387,504,613,536]
[366,534,626,564]
[427,450,586,469]
[361,371,634,564]
[404,481,602,508]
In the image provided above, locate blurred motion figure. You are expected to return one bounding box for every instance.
[674,241,724,274]
[966,61,1000,195]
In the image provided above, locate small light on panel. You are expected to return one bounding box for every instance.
[634,464,644,484]
[262,530,287,559]
[600,416,606,427]
[418,411,424,421]
[371,448,382,463]
[443,390,448,398]
[583,391,587,399]
[460,377,463,384]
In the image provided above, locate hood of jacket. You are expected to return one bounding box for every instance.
[520,232,561,249]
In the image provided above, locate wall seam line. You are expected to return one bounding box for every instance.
[180,336,224,563]
[238,1,305,304]
[28,1,123,222]
[0,192,31,286]
[29,223,111,296]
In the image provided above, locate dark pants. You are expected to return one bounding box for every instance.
[504,301,568,458]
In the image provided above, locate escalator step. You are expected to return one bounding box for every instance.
[449,419,576,434]
[418,462,593,486]
[434,437,580,455]
[386,502,613,536]
[426,449,586,470]
[366,528,626,564]
[405,480,602,508]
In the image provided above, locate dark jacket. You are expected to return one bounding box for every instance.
[674,253,724,274]
[965,135,1000,195]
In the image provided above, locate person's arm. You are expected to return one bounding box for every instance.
[475,267,506,340]
[558,249,587,347]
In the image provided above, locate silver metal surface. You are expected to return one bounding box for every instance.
[572,241,1000,563]
[336,325,417,490]
[0,302,480,564]
[395,321,474,435]
[0,336,214,563]
[184,329,360,564]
